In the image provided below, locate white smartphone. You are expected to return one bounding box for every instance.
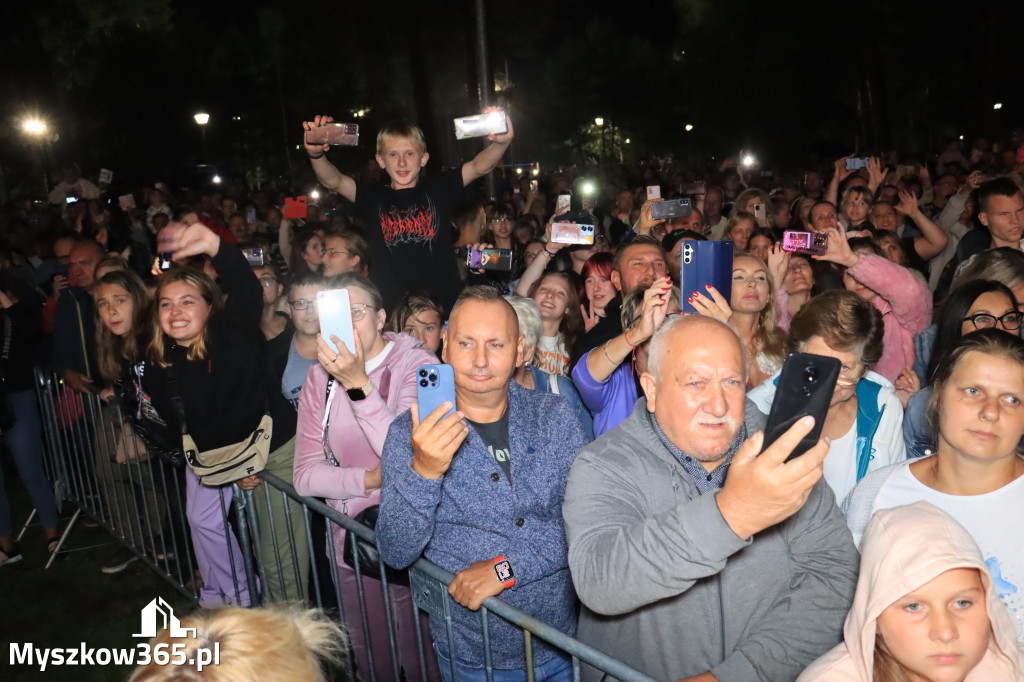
[317,289,356,354]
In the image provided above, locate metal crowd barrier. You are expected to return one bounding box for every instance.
[29,366,657,682]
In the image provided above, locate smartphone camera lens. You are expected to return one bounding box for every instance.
[419,369,428,378]
[803,366,818,382]
[419,379,428,387]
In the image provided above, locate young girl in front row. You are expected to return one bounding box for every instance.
[799,501,1024,681]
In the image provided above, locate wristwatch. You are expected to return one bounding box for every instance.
[493,555,515,588]
[346,379,373,401]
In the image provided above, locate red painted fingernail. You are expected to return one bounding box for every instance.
[692,291,699,297]
[705,284,711,289]
[688,296,694,302]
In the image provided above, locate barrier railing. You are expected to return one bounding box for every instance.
[29,366,657,682]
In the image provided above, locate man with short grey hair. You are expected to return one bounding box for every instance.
[563,315,858,682]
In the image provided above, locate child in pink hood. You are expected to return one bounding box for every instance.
[799,501,1024,681]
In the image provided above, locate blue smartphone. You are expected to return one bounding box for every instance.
[416,364,457,421]
[679,240,735,314]
[317,289,356,354]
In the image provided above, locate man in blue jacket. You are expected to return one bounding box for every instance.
[378,286,587,682]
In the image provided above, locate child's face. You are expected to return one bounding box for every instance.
[376,137,429,190]
[876,567,990,682]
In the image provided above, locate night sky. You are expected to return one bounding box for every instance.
[1,0,1022,197]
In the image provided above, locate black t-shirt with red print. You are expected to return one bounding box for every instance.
[355,169,469,313]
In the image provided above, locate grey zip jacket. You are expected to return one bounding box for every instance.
[563,400,859,681]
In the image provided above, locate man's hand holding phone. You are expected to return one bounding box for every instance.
[636,199,666,236]
[716,417,828,540]
[410,402,468,480]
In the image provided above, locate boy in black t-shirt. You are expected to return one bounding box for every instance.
[302,111,514,312]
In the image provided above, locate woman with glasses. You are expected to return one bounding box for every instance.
[748,290,906,504]
[903,280,1022,459]
[572,277,681,436]
[293,272,440,681]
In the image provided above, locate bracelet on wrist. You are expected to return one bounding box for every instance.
[543,248,556,258]
[308,152,325,160]
[624,327,642,348]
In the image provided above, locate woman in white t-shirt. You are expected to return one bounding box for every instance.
[748,290,907,504]
[844,328,1024,640]
[526,271,583,376]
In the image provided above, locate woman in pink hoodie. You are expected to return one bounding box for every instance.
[294,273,440,682]
[799,501,1024,682]
[814,224,932,382]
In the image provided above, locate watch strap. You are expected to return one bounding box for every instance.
[494,554,515,588]
[346,379,373,401]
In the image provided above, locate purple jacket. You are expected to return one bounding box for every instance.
[571,349,638,437]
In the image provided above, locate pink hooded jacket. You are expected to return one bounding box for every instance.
[798,501,1024,681]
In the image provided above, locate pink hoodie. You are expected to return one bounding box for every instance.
[845,254,931,382]
[798,501,1024,681]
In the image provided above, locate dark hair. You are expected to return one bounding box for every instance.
[978,177,1022,214]
[613,235,665,273]
[527,271,584,353]
[748,227,777,246]
[928,328,1024,430]
[286,270,327,297]
[389,291,445,334]
[849,237,882,255]
[927,279,1019,384]
[787,289,884,369]
[452,201,483,229]
[290,226,323,273]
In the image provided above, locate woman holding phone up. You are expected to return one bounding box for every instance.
[293,273,440,682]
[143,221,266,607]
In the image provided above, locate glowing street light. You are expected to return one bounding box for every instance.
[993,103,1003,110]
[310,189,321,200]
[23,119,47,135]
[212,175,222,184]
[685,124,694,132]
[194,113,210,160]
[594,117,604,127]
[582,181,595,195]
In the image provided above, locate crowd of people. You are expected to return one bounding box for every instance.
[2,110,1024,681]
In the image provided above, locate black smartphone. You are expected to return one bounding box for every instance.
[760,352,840,461]
[651,198,693,220]
[158,252,174,271]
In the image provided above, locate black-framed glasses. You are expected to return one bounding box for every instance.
[324,248,351,258]
[963,311,1024,331]
[288,298,317,311]
[258,276,278,288]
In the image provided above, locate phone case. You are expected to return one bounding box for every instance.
[555,194,572,215]
[551,223,595,245]
[651,198,693,220]
[760,352,841,461]
[283,196,307,220]
[679,240,734,314]
[468,248,514,271]
[317,289,356,355]
[416,364,457,421]
[306,122,359,146]
[646,186,661,200]
[782,231,828,256]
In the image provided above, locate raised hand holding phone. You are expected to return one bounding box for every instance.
[317,289,356,355]
[302,114,335,156]
[316,326,367,390]
[411,365,467,480]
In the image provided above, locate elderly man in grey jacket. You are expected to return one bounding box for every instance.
[563,315,858,682]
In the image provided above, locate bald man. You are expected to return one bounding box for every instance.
[53,239,106,393]
[377,285,587,681]
[563,315,858,682]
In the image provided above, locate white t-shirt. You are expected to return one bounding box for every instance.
[822,424,858,503]
[533,335,569,376]
[872,460,1024,640]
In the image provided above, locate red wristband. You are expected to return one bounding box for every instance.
[494,555,515,588]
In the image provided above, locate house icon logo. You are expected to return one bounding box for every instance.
[134,597,197,639]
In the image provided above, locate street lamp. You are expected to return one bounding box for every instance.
[685,124,694,132]
[594,117,604,127]
[22,118,50,195]
[194,112,210,159]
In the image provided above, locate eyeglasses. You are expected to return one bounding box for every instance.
[288,299,317,311]
[323,248,351,258]
[258,276,278,288]
[489,218,509,223]
[351,304,377,322]
[963,311,1024,331]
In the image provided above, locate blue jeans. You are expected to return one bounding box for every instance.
[0,390,60,537]
[435,646,573,682]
